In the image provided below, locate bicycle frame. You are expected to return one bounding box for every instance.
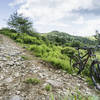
[72,46,100,90]
[73,48,95,74]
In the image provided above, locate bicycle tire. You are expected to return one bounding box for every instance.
[72,55,83,74]
[90,60,100,90]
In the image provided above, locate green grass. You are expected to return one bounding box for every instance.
[0,31,91,73]
[0,28,99,87]
[6,56,11,60]
[87,36,96,41]
[45,84,52,91]
[50,93,99,100]
[25,78,40,85]
[21,55,29,60]
[95,51,100,60]
[0,29,82,74]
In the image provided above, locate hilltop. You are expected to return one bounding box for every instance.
[43,31,96,46]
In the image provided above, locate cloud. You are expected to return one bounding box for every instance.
[0,25,2,29]
[72,16,84,24]
[0,24,7,29]
[9,0,100,36]
[9,0,25,7]
[72,18,100,36]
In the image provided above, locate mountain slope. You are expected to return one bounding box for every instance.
[44,31,96,46]
[0,34,99,100]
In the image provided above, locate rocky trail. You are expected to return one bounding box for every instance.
[0,34,99,100]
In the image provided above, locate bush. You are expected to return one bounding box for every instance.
[22,35,42,45]
[45,84,52,91]
[21,55,29,60]
[43,56,71,72]
[9,33,18,40]
[50,92,99,100]
[29,44,51,57]
[29,44,71,72]
[25,78,40,85]
[41,36,50,46]
[15,38,23,43]
[61,46,77,58]
[0,28,16,33]
[70,41,81,47]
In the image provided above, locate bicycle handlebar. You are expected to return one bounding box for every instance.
[97,45,100,48]
[76,46,94,50]
[76,45,100,50]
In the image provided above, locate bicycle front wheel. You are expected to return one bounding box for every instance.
[90,60,100,90]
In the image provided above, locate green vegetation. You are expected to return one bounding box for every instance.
[0,27,98,77]
[0,13,99,89]
[25,78,40,85]
[0,28,98,77]
[50,93,99,100]
[45,84,52,91]
[61,46,77,58]
[21,55,29,60]
[6,56,11,60]
[45,31,96,46]
[94,30,100,45]
[8,12,34,35]
[96,52,100,60]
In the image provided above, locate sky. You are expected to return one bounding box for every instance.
[0,0,100,36]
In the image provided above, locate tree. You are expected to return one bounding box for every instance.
[70,41,81,47]
[8,12,33,34]
[94,30,100,45]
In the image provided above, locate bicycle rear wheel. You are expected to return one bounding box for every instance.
[72,55,83,74]
[90,60,100,90]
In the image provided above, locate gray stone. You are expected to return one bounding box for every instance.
[10,95,23,100]
[7,61,14,66]
[14,72,20,77]
[5,77,13,83]
[0,75,4,80]
[46,80,63,88]
[16,91,21,95]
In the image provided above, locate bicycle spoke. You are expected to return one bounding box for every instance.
[93,64,100,78]
[98,64,100,70]
[72,45,100,91]
[91,62,100,90]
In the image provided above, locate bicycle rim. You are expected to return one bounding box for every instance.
[91,61,100,90]
[72,56,83,74]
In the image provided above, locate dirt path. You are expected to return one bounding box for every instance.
[0,34,99,100]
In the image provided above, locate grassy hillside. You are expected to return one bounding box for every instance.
[0,28,99,86]
[43,31,96,46]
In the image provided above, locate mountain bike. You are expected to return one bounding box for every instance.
[72,45,100,90]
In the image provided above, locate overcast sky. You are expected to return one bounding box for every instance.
[1,0,100,36]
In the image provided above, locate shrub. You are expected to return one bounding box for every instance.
[21,55,29,60]
[0,28,16,33]
[61,46,77,58]
[25,78,40,85]
[70,41,81,47]
[43,56,71,72]
[22,35,42,45]
[29,44,51,57]
[50,92,99,100]
[9,33,18,40]
[45,84,52,91]
[22,36,35,44]
[65,42,71,46]
[15,38,23,43]
[41,35,50,46]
